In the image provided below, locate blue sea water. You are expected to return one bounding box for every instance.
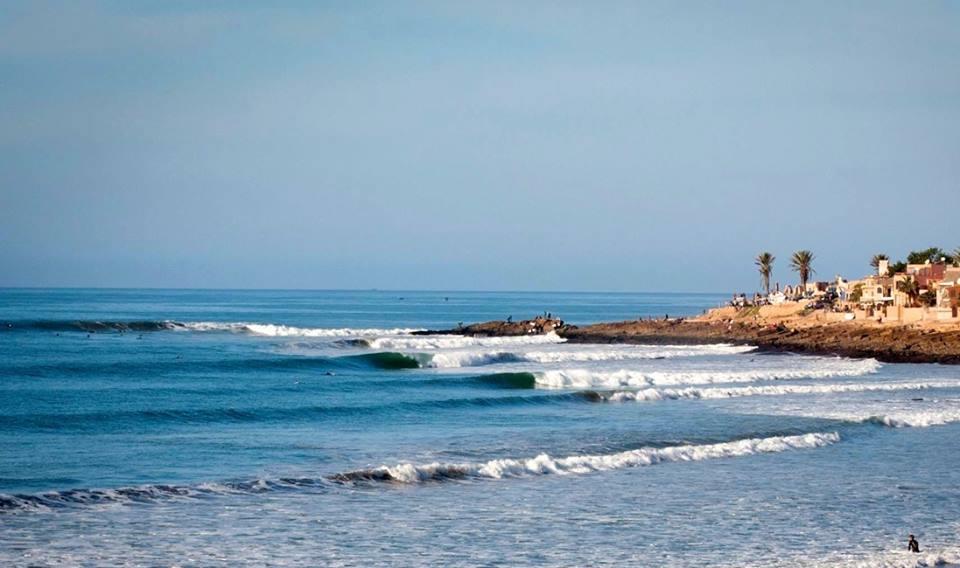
[1,289,959,567]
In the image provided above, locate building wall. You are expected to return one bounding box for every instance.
[901,307,925,323]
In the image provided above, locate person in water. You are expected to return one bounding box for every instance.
[908,534,920,553]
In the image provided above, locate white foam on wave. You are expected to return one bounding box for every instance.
[599,381,960,403]
[340,432,840,484]
[534,358,882,388]
[367,332,566,350]
[419,343,757,368]
[797,547,960,568]
[425,351,526,368]
[181,322,423,337]
[0,433,841,512]
[845,409,960,429]
[521,344,757,362]
[731,391,960,428]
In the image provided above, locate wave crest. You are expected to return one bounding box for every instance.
[419,343,756,368]
[1,432,839,512]
[534,359,882,388]
[593,381,960,403]
[366,332,566,350]
[856,409,960,428]
[184,322,423,337]
[331,432,840,484]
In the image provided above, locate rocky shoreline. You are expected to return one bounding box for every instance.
[415,315,566,337]
[423,317,960,364]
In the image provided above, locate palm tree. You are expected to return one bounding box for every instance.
[953,247,960,267]
[791,250,815,292]
[870,254,888,270]
[897,278,920,307]
[755,252,775,295]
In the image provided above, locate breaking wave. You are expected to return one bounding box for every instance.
[849,409,960,429]
[182,322,423,337]
[590,381,960,403]
[364,332,566,350]
[1,432,839,512]
[534,359,882,388]
[419,344,757,368]
[423,351,527,368]
[337,352,422,370]
[474,372,539,389]
[0,319,424,337]
[330,432,840,484]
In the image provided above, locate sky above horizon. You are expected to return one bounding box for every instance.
[2,1,958,292]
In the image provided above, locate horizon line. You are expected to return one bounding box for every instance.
[0,286,727,295]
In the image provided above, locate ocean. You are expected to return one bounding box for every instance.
[1,289,958,567]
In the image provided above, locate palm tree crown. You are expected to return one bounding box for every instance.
[791,250,816,291]
[870,254,888,269]
[897,278,920,307]
[755,252,775,295]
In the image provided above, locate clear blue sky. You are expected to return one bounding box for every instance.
[2,1,958,292]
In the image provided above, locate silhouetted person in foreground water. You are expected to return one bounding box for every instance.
[908,534,920,553]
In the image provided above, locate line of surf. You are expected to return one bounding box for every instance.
[533,359,882,388]
[331,432,840,484]
[182,322,423,337]
[0,432,840,512]
[363,332,567,350]
[589,381,960,403]
[807,407,960,429]
[0,319,424,337]
[418,344,757,368]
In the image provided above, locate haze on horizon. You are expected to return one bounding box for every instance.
[1,1,958,293]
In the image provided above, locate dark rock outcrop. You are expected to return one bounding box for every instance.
[415,316,567,337]
[566,320,960,364]
[420,316,960,364]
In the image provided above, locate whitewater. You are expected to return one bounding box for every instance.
[2,289,959,567]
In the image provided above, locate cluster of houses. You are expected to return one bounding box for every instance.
[832,258,960,323]
[742,257,960,323]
